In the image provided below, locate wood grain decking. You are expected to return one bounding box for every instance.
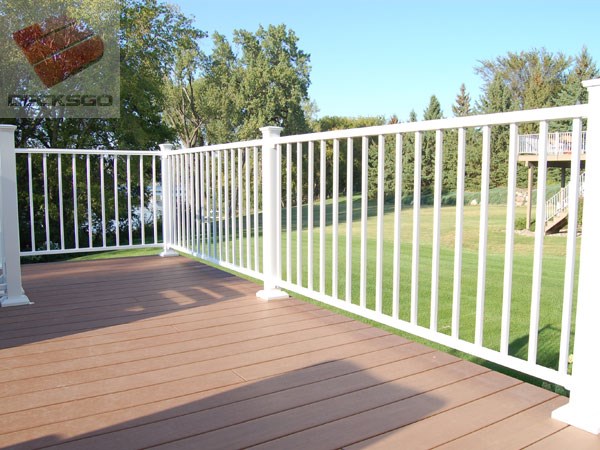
[1,256,599,449]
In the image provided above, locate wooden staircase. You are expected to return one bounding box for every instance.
[544,173,585,234]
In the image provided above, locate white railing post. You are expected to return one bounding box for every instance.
[159,143,177,257]
[257,126,288,301]
[0,125,31,307]
[553,78,600,434]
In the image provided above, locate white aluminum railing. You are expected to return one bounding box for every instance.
[519,131,587,155]
[545,173,585,223]
[1,79,600,434]
[264,109,584,391]
[15,148,163,255]
[160,139,265,282]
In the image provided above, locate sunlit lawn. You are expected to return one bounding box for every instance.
[278,197,579,382]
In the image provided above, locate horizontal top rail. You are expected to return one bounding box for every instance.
[173,138,263,155]
[274,104,590,144]
[16,148,160,156]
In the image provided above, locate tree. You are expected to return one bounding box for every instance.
[421,95,443,194]
[452,83,472,117]
[164,24,312,145]
[476,49,571,112]
[233,25,311,140]
[7,0,204,251]
[556,46,599,107]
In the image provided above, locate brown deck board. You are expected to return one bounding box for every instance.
[0,255,597,449]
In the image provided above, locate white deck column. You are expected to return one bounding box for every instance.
[552,78,600,434]
[159,143,178,257]
[257,126,288,300]
[0,125,31,307]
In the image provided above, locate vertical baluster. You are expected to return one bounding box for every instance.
[475,126,492,346]
[71,154,78,249]
[194,153,200,254]
[276,143,282,279]
[501,124,519,353]
[181,153,192,250]
[286,143,292,282]
[308,141,315,291]
[375,135,385,313]
[28,153,36,251]
[206,152,213,257]
[139,156,145,245]
[199,152,205,255]
[452,128,466,337]
[189,154,196,253]
[180,154,186,248]
[392,134,402,319]
[100,155,106,247]
[559,119,582,374]
[231,149,236,265]
[360,136,368,309]
[86,154,92,248]
[211,151,217,258]
[320,140,327,294]
[297,142,303,287]
[332,139,339,299]
[57,154,65,250]
[114,156,119,247]
[218,151,223,260]
[253,147,259,271]
[245,148,251,267]
[528,121,549,362]
[224,150,230,262]
[152,155,158,244]
[411,132,422,323]
[127,155,132,245]
[238,149,243,264]
[345,138,354,303]
[430,130,443,329]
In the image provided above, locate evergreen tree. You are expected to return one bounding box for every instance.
[452,83,472,117]
[556,46,599,107]
[401,110,418,199]
[421,96,443,194]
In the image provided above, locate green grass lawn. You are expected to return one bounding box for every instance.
[274,196,578,392]
[65,195,579,393]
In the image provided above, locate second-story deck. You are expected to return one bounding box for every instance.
[1,255,599,449]
[518,131,587,166]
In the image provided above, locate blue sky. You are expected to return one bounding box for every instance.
[175,0,599,121]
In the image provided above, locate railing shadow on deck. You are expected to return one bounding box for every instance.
[9,357,449,449]
[0,256,256,348]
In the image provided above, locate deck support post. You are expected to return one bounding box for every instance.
[0,125,31,307]
[159,143,178,257]
[257,126,288,301]
[526,162,533,230]
[552,78,600,434]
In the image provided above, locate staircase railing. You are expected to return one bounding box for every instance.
[545,173,585,223]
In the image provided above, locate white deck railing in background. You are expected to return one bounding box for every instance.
[160,139,266,282]
[1,79,599,434]
[14,148,163,256]
[519,131,587,155]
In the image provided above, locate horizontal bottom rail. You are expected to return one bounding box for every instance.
[277,279,572,391]
[170,244,264,282]
[20,243,162,257]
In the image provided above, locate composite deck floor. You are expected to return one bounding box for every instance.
[1,256,599,449]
